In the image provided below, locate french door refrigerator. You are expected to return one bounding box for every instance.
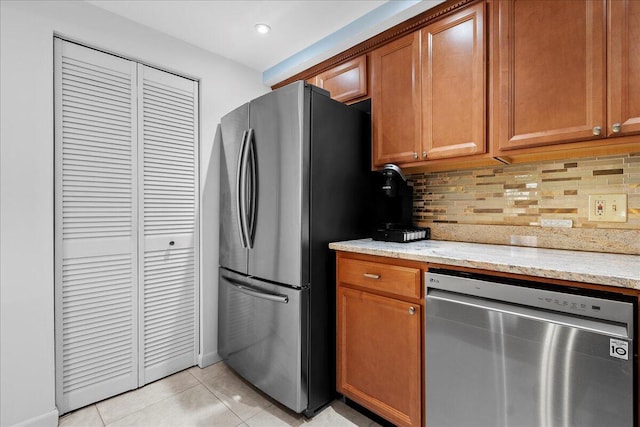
[217,81,371,416]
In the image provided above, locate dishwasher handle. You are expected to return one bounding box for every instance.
[427,289,630,339]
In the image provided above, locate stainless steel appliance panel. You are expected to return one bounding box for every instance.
[426,272,635,427]
[218,268,308,412]
[218,82,371,416]
[219,104,250,274]
[247,83,307,287]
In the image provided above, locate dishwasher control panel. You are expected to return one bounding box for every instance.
[536,295,594,313]
[425,269,634,334]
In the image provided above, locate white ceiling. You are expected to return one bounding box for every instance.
[85,0,443,85]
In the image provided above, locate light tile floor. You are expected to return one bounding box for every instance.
[58,362,380,427]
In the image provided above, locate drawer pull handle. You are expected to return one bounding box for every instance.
[409,307,415,315]
[363,273,380,280]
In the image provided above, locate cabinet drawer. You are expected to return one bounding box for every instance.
[338,257,421,300]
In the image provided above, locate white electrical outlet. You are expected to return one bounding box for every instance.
[588,194,627,222]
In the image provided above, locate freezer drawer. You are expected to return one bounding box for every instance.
[218,268,308,413]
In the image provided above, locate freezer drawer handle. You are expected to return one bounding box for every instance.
[223,275,289,304]
[363,273,381,279]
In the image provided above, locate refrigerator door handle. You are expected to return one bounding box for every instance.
[239,128,253,249]
[246,128,257,248]
[222,275,289,304]
[236,130,249,248]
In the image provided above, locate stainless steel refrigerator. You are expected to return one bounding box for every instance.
[217,81,371,416]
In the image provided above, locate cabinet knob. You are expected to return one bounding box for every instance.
[592,126,602,136]
[612,123,622,133]
[169,241,175,246]
[422,151,427,158]
[413,152,418,159]
[409,306,415,315]
[363,273,380,280]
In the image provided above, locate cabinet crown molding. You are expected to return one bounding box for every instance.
[272,0,478,90]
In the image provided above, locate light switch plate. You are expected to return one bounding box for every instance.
[588,194,627,222]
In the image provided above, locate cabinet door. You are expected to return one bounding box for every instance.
[337,287,421,427]
[607,0,640,137]
[493,0,606,150]
[138,65,198,385]
[315,55,367,103]
[371,32,422,166]
[54,39,138,414]
[422,2,485,160]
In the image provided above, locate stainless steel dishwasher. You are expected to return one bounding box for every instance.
[425,269,636,427]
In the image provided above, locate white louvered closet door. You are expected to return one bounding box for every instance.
[54,39,138,413]
[138,65,198,385]
[55,40,199,414]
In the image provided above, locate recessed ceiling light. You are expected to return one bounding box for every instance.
[254,23,271,35]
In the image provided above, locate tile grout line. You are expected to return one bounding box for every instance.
[195,374,245,420]
[189,365,278,423]
[94,404,107,427]
[187,366,255,423]
[99,372,203,426]
[102,383,205,427]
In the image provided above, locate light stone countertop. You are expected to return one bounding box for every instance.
[329,239,640,290]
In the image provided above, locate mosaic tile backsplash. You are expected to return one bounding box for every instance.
[409,153,640,254]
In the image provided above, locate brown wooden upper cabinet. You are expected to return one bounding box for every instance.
[492,0,640,151]
[421,2,486,160]
[607,0,640,137]
[310,55,367,104]
[371,2,486,167]
[371,32,422,166]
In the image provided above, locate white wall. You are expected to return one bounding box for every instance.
[0,1,268,425]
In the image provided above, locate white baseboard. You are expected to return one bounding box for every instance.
[10,408,59,427]
[197,351,221,368]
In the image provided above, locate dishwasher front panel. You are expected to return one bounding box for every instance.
[425,271,635,427]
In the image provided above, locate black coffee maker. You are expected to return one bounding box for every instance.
[372,164,429,243]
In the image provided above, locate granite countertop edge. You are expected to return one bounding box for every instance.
[329,239,640,290]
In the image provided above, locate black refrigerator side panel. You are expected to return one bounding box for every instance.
[306,89,372,415]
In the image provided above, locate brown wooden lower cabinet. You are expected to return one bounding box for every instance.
[337,252,640,427]
[336,252,423,427]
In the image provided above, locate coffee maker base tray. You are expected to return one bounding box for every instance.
[372,227,430,243]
